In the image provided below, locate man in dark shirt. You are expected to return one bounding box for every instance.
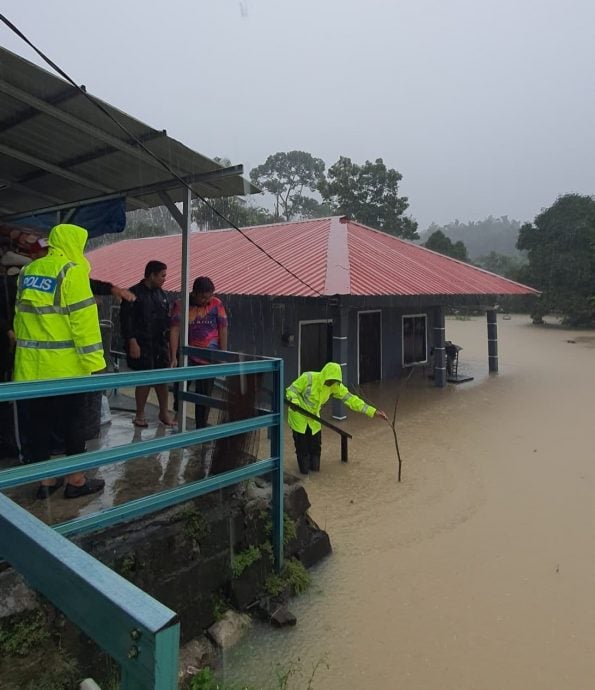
[120,260,175,427]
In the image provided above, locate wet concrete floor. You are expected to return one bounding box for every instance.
[2,391,212,524]
[220,315,595,690]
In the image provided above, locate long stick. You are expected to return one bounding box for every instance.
[388,367,415,482]
[284,399,352,439]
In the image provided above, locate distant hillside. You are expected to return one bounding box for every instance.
[420,216,522,260]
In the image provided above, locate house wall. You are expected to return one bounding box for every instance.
[221,294,445,388]
[102,292,447,388]
[347,302,442,383]
[221,294,329,386]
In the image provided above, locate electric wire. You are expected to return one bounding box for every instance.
[0,13,324,298]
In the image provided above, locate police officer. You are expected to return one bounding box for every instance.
[13,223,106,500]
[286,361,388,475]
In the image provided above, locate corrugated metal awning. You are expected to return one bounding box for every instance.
[0,46,258,221]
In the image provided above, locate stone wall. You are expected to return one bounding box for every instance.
[0,475,331,687]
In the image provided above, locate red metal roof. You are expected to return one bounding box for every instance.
[87,216,538,297]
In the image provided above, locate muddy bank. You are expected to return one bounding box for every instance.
[222,315,595,690]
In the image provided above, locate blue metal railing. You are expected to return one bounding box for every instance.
[0,493,180,689]
[0,350,285,689]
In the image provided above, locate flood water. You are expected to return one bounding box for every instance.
[223,315,595,689]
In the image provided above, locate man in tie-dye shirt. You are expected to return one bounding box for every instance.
[170,276,228,427]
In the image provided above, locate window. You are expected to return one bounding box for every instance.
[402,314,427,366]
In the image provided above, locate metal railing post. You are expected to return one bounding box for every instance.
[271,358,284,572]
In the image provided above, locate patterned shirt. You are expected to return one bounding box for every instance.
[171,297,228,364]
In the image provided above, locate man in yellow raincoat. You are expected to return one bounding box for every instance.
[286,361,387,475]
[13,224,106,500]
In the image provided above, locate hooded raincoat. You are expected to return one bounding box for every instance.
[286,361,376,434]
[13,224,105,381]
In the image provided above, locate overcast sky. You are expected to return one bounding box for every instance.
[2,0,594,229]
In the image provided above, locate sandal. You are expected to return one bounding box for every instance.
[36,478,64,501]
[133,417,149,427]
[64,477,105,499]
[159,415,177,427]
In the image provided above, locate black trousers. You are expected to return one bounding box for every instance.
[24,393,86,464]
[292,427,322,474]
[173,362,214,429]
[193,376,214,429]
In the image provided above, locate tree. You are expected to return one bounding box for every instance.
[192,196,274,230]
[249,151,326,221]
[86,207,180,250]
[290,194,333,220]
[475,251,526,280]
[420,216,522,260]
[191,157,274,230]
[424,229,469,261]
[319,156,418,239]
[517,194,595,325]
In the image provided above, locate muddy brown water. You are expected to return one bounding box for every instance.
[222,315,595,689]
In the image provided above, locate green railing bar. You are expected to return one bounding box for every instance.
[183,345,276,362]
[180,390,228,410]
[0,414,278,490]
[0,492,179,687]
[0,359,277,402]
[55,458,278,537]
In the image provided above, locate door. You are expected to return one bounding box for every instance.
[358,311,381,383]
[299,321,333,374]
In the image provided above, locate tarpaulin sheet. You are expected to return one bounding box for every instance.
[11,198,126,238]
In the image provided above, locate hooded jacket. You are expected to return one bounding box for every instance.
[286,361,376,434]
[13,224,105,381]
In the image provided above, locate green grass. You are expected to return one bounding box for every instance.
[0,610,50,657]
[231,545,262,578]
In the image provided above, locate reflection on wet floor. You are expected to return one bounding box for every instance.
[0,376,280,524]
[2,390,267,526]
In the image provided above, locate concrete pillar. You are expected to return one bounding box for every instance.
[433,307,447,388]
[331,305,349,420]
[487,309,498,373]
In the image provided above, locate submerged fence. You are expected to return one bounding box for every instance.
[0,350,285,689]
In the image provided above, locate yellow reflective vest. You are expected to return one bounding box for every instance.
[286,361,376,434]
[13,224,106,381]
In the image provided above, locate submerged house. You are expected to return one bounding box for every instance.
[88,216,538,388]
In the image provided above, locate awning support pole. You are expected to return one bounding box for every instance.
[177,188,192,431]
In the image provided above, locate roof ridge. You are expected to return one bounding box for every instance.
[324,217,350,294]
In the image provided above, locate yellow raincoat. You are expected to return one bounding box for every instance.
[286,361,376,434]
[13,224,105,381]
